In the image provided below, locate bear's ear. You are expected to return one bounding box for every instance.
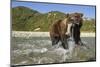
[80,13,83,17]
[66,13,69,17]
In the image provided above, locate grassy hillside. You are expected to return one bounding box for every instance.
[12,6,95,32]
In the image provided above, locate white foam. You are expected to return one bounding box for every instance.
[41,48,48,53]
[33,48,48,53]
[68,39,75,54]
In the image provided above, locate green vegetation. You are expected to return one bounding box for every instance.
[12,6,95,32]
[81,19,95,32]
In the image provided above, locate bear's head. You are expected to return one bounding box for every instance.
[66,12,83,25]
[66,13,84,39]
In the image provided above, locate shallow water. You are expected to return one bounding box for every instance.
[11,37,96,65]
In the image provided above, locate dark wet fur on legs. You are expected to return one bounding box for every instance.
[51,35,69,49]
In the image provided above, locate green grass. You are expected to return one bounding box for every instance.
[12,6,95,32]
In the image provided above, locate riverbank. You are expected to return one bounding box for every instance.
[12,31,95,37]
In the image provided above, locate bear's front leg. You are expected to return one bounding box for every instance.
[51,36,60,46]
[61,34,69,49]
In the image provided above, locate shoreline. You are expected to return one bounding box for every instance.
[12,31,95,37]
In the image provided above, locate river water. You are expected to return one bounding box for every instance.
[11,37,96,65]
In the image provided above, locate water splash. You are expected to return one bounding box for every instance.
[11,37,95,65]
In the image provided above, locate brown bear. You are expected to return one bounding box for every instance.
[49,12,84,49]
[49,14,73,49]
